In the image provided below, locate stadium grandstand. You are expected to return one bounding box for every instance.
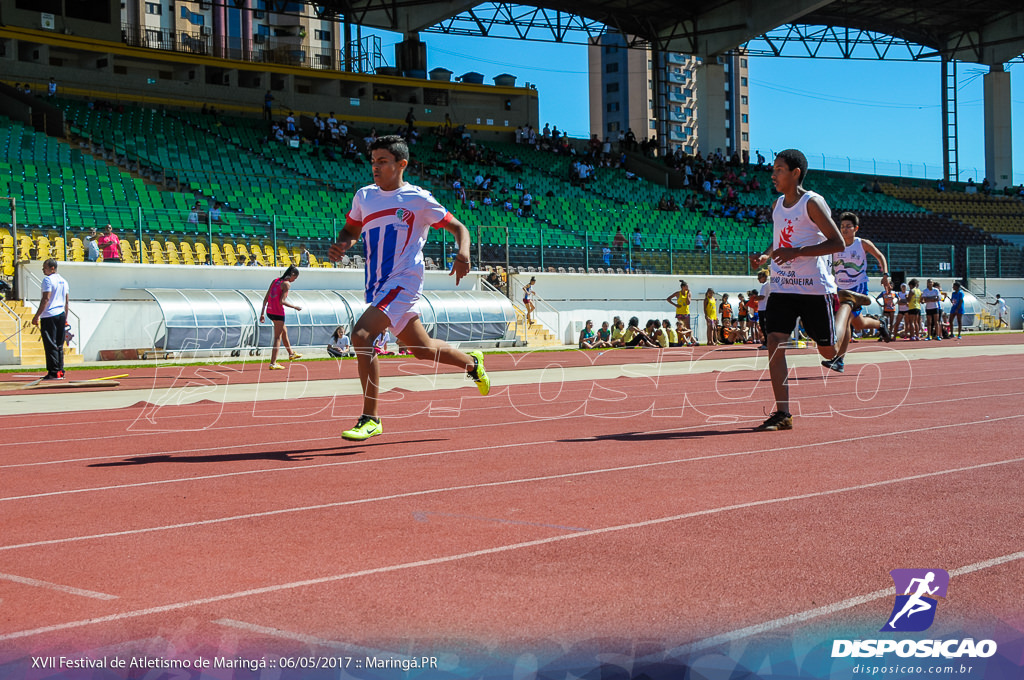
[1,0,1023,364]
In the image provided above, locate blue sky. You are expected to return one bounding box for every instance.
[371,31,1023,185]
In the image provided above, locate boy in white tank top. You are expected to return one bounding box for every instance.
[749,149,872,431]
[828,211,893,369]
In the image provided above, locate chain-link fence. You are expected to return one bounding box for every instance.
[5,199,1024,282]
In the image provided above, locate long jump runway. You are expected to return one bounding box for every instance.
[2,337,1023,679]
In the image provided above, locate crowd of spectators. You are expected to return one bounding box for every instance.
[650,149,773,228]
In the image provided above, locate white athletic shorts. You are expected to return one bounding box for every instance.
[369,273,422,334]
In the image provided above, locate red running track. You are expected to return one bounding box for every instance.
[1,337,1023,672]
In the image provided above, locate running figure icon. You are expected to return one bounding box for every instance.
[888,572,939,628]
[882,568,949,632]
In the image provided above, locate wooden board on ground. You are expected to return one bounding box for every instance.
[0,374,126,392]
[67,380,120,388]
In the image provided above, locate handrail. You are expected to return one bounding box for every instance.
[510,274,563,343]
[480,276,521,343]
[0,299,22,357]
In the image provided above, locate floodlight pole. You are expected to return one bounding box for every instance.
[941,57,959,183]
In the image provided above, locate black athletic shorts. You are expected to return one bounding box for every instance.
[765,292,838,347]
[925,308,939,316]
[266,312,285,322]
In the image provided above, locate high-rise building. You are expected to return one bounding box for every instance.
[588,32,749,158]
[125,0,343,68]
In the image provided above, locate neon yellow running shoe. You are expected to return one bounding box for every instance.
[468,350,490,396]
[342,415,383,441]
[268,363,285,370]
[287,353,303,360]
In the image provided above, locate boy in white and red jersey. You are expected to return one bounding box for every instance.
[328,135,490,441]
[826,211,892,373]
[749,149,871,431]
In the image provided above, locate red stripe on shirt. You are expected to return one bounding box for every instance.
[430,212,455,230]
[363,208,397,224]
[376,286,404,311]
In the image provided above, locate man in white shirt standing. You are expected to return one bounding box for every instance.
[31,258,70,380]
[989,294,1009,328]
[85,227,100,262]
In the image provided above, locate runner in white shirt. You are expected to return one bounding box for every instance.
[749,149,870,431]
[829,211,892,361]
[328,135,490,441]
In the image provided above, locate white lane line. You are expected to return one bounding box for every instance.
[1,453,1022,642]
[2,400,1021,505]
[1,368,1018,463]
[3,340,1019,418]
[667,549,1024,656]
[212,619,413,660]
[2,356,1001,435]
[2,414,1022,553]
[0,571,118,600]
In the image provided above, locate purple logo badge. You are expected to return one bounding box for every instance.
[881,569,950,632]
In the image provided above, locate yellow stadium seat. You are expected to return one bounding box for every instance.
[121,241,136,264]
[149,241,166,265]
[165,242,181,265]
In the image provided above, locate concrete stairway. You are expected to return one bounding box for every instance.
[511,308,563,347]
[0,300,84,366]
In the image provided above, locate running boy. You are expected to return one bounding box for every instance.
[823,211,892,372]
[328,135,490,441]
[750,149,871,431]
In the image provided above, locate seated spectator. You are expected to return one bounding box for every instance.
[343,139,359,159]
[622,317,658,348]
[327,326,352,357]
[578,320,611,349]
[373,330,393,356]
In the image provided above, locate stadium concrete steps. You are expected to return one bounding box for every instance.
[511,308,562,347]
[0,300,84,366]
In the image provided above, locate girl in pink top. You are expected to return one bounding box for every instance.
[260,265,303,369]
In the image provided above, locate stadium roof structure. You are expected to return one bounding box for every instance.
[324,0,1024,65]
